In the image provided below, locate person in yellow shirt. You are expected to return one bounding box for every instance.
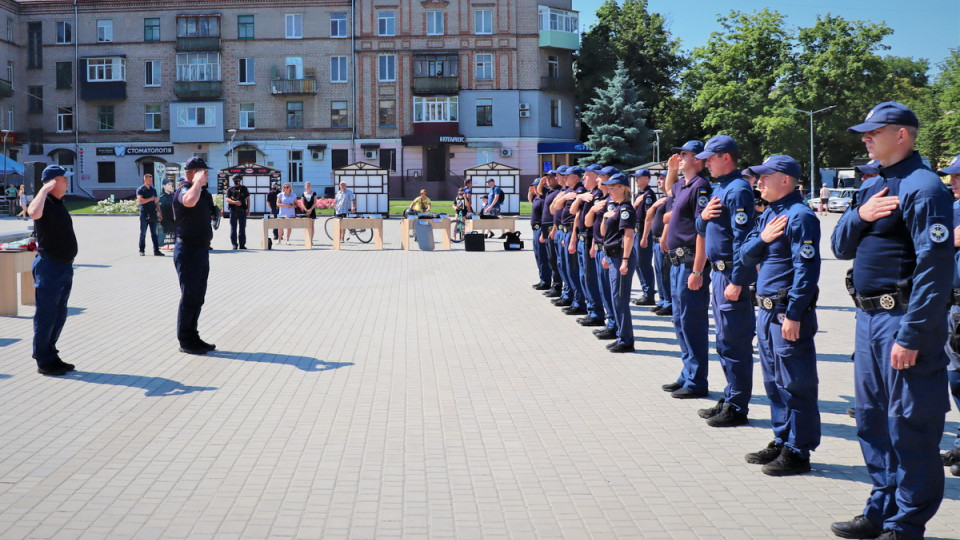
[408,189,432,214]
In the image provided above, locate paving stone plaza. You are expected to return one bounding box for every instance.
[0,214,958,539]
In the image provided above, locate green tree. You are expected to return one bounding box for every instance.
[579,61,651,168]
[932,49,960,164]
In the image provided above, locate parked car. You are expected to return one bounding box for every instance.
[828,188,858,213]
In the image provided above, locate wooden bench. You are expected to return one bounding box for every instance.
[332,217,384,250]
[261,217,316,249]
[400,217,452,251]
[465,216,517,234]
[0,250,36,316]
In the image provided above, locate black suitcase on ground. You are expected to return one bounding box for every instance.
[503,231,523,250]
[464,232,485,252]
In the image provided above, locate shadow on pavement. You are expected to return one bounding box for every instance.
[808,462,870,484]
[633,348,682,359]
[206,350,354,372]
[817,352,854,363]
[73,264,110,269]
[67,371,217,397]
[0,374,10,380]
[0,338,21,347]
[821,421,859,442]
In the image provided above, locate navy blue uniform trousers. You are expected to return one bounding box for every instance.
[854,307,947,538]
[578,240,602,319]
[756,308,820,457]
[711,269,756,414]
[553,233,570,299]
[653,243,671,308]
[671,263,711,393]
[607,252,638,347]
[634,235,655,300]
[533,227,552,285]
[174,241,210,346]
[32,256,73,367]
[596,250,615,329]
[229,209,247,248]
[139,213,160,252]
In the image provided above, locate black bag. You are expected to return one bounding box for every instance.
[503,231,523,250]
[464,232,485,252]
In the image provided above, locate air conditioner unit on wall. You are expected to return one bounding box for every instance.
[365,150,378,159]
[500,148,512,157]
[519,110,531,118]
[519,103,530,111]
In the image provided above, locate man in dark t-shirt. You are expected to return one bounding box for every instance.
[137,173,164,256]
[28,165,78,376]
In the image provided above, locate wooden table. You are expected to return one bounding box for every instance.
[0,250,36,316]
[465,217,517,234]
[261,217,315,249]
[332,217,384,250]
[400,217,452,251]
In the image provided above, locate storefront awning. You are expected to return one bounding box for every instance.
[537,142,592,154]
[401,134,466,146]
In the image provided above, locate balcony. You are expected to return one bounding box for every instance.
[413,76,459,94]
[80,80,126,101]
[271,78,318,95]
[176,36,221,51]
[174,80,222,100]
[540,76,574,93]
[538,30,579,50]
[0,79,12,98]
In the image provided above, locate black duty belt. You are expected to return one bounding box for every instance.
[711,260,734,272]
[652,235,662,243]
[605,244,624,257]
[577,232,592,242]
[757,287,817,312]
[953,288,960,306]
[667,247,695,266]
[532,224,541,230]
[846,268,910,312]
[557,224,572,233]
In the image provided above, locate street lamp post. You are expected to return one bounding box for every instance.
[227,129,237,167]
[787,105,836,200]
[652,129,663,163]
[0,130,9,190]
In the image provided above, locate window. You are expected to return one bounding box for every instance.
[548,55,559,78]
[474,10,492,34]
[28,129,42,155]
[550,99,561,127]
[286,101,303,129]
[57,107,73,132]
[284,57,303,79]
[330,13,347,37]
[27,86,42,114]
[239,103,255,129]
[177,105,215,127]
[239,58,254,84]
[176,53,220,81]
[413,96,458,123]
[427,11,444,35]
[5,61,12,84]
[413,55,457,77]
[87,58,126,82]
[331,149,348,169]
[145,60,161,86]
[331,100,348,128]
[330,56,347,83]
[55,62,72,89]
[538,6,578,33]
[380,149,397,172]
[378,13,395,36]
[5,17,11,42]
[237,15,254,39]
[177,16,219,37]
[98,162,116,183]
[378,99,396,127]
[237,149,256,164]
[56,21,72,44]
[475,54,492,80]
[27,23,41,69]
[98,105,115,131]
[5,106,12,131]
[97,20,113,43]
[144,18,160,42]
[285,14,302,39]
[288,150,303,183]
[145,104,161,131]
[476,98,492,126]
[378,55,395,82]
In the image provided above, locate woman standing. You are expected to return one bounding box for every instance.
[276,183,297,244]
[599,173,638,353]
[298,182,319,246]
[16,184,27,220]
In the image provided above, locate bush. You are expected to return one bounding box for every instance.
[93,199,139,214]
[316,198,336,210]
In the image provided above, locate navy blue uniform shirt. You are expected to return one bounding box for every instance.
[741,191,820,320]
[954,199,960,288]
[531,195,544,227]
[831,151,954,352]
[604,200,638,248]
[136,185,158,214]
[695,171,757,285]
[651,194,671,238]
[577,188,603,234]
[173,180,214,245]
[552,187,568,225]
[560,182,586,226]
[542,187,560,225]
[591,196,612,241]
[666,175,711,250]
[633,186,657,234]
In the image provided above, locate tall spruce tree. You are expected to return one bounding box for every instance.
[579,62,651,168]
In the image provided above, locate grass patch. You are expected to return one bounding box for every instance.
[64,198,533,216]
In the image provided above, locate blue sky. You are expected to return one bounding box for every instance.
[572,0,959,74]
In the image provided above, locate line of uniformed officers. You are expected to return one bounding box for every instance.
[528,101,959,540]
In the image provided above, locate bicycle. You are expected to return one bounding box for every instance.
[451,212,466,243]
[323,215,374,244]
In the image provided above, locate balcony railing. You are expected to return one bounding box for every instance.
[0,79,12,98]
[540,76,574,93]
[176,36,221,51]
[271,78,318,95]
[412,76,459,94]
[174,80,222,99]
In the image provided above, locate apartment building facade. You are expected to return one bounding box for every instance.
[3,0,580,200]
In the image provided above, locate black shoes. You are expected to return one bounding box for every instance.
[239,246,247,250]
[154,251,164,256]
[139,251,145,256]
[552,298,573,307]
[37,359,75,376]
[951,463,960,476]
[661,382,682,392]
[543,289,562,298]
[745,441,784,465]
[179,340,215,355]
[940,448,960,466]
[594,328,617,340]
[847,407,856,418]
[232,245,239,250]
[652,305,673,316]
[671,387,708,399]
[608,342,635,353]
[698,398,725,419]
[875,531,922,540]
[577,317,605,326]
[706,402,749,427]
[761,446,810,476]
[533,282,550,290]
[562,306,587,316]
[632,296,655,306]
[196,339,216,351]
[830,515,883,539]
